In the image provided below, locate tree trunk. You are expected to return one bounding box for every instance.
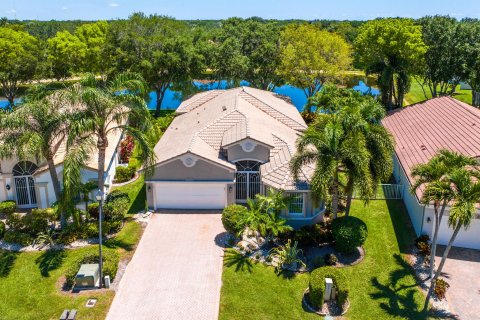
[46,156,66,229]
[424,223,461,311]
[429,200,448,279]
[344,178,354,217]
[331,170,339,219]
[154,85,169,117]
[472,90,480,107]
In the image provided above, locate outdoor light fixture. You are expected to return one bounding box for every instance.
[147,185,151,192]
[427,217,431,223]
[5,184,10,191]
[95,189,104,288]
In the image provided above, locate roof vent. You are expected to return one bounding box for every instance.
[420,145,427,151]
[222,106,227,111]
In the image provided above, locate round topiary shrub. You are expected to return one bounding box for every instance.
[0,200,16,216]
[0,221,5,239]
[221,204,248,235]
[309,266,349,309]
[332,216,368,254]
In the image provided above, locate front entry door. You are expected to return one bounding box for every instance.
[14,176,37,208]
[235,161,261,203]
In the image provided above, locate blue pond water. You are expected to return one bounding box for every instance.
[0,80,378,112]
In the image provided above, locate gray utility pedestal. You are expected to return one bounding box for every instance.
[75,264,100,288]
[324,278,333,301]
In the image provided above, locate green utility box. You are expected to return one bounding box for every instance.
[75,264,100,288]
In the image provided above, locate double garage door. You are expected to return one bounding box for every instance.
[154,182,227,210]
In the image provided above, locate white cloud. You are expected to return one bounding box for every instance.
[61,6,68,10]
[109,2,119,7]
[6,9,16,14]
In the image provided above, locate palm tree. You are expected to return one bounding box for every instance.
[423,167,480,310]
[0,86,70,228]
[255,188,292,217]
[290,113,372,219]
[411,150,476,279]
[61,73,155,198]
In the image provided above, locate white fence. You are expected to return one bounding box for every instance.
[353,184,403,200]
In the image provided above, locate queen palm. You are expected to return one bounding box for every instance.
[61,73,155,198]
[411,150,476,279]
[0,86,69,228]
[423,167,480,310]
[290,113,372,219]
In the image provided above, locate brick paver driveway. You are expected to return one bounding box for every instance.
[106,212,225,320]
[435,246,480,320]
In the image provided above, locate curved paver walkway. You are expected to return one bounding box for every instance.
[106,212,225,320]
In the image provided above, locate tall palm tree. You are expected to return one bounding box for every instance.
[411,150,476,279]
[290,113,372,219]
[423,167,480,310]
[61,73,155,198]
[0,86,70,228]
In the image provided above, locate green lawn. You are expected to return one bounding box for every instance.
[111,174,146,215]
[220,198,427,320]
[0,220,143,320]
[405,79,472,106]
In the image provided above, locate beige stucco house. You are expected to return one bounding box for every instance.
[0,130,122,209]
[147,87,325,228]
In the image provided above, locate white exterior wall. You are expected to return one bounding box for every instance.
[392,154,425,235]
[423,206,480,250]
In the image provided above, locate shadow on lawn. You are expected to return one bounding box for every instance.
[370,253,459,320]
[36,249,66,277]
[0,251,17,277]
[129,184,146,214]
[224,249,256,273]
[385,199,417,254]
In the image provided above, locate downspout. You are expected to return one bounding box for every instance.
[420,204,426,236]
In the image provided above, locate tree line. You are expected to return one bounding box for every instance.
[2,14,480,116]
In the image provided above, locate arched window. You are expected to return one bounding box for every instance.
[13,161,38,176]
[235,160,260,172]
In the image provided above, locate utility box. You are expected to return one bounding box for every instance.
[104,275,111,288]
[324,278,333,302]
[75,264,100,288]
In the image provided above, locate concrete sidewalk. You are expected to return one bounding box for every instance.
[106,212,226,320]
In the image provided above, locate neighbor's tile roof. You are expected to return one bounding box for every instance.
[153,87,311,190]
[382,96,480,199]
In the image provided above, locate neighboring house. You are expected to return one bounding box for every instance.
[147,87,325,228]
[0,130,123,209]
[383,96,480,250]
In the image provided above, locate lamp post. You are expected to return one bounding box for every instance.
[95,189,104,288]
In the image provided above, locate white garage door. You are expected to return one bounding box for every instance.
[154,182,227,210]
[436,215,480,250]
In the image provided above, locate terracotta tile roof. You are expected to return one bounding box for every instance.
[382,96,480,199]
[153,87,311,190]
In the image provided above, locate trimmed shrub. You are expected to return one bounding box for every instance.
[87,203,100,220]
[309,267,349,309]
[5,213,25,232]
[293,222,333,246]
[65,249,120,288]
[0,200,16,216]
[415,234,431,255]
[4,230,33,246]
[434,278,450,300]
[106,190,130,203]
[221,204,248,235]
[332,216,368,254]
[0,221,5,239]
[114,166,136,183]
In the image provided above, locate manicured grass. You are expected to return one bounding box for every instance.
[219,198,427,320]
[405,80,472,106]
[111,175,146,215]
[0,221,143,320]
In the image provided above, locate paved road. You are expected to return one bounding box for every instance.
[106,212,225,320]
[435,246,480,320]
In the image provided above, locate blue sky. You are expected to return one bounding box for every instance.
[4,0,480,21]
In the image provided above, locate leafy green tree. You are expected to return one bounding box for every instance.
[423,167,480,311]
[107,13,203,116]
[355,18,427,109]
[0,86,68,227]
[0,27,39,108]
[61,73,155,197]
[456,19,480,106]
[278,24,352,112]
[411,150,476,279]
[209,18,283,90]
[75,21,109,75]
[47,30,87,80]
[418,16,462,97]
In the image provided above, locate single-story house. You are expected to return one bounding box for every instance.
[147,87,325,228]
[383,96,480,250]
[0,130,123,209]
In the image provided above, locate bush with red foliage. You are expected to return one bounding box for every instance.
[120,136,134,164]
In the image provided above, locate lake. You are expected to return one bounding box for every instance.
[0,78,379,112]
